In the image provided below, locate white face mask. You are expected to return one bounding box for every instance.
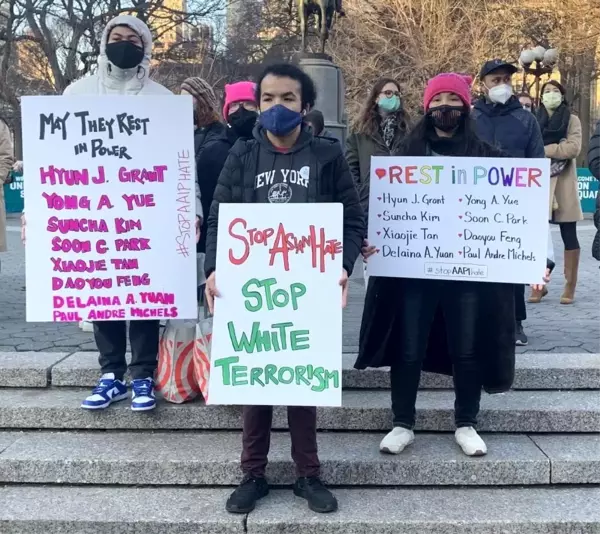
[487,84,513,105]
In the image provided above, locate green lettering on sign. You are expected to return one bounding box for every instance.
[291,330,310,350]
[214,356,239,385]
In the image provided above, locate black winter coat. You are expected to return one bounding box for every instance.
[588,120,600,180]
[195,122,232,253]
[355,126,516,394]
[204,125,365,277]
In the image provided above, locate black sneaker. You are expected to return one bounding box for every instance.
[515,321,528,346]
[225,476,269,514]
[293,477,338,513]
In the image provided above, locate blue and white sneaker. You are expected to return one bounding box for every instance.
[81,373,128,410]
[131,378,157,412]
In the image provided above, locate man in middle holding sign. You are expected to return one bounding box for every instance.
[204,62,364,514]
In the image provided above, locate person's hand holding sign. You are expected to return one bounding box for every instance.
[361,239,377,262]
[205,272,220,314]
[340,269,349,308]
[196,216,201,244]
[531,268,551,292]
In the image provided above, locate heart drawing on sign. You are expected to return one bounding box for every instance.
[376,231,381,235]
[458,233,463,237]
[459,215,463,219]
[375,168,386,179]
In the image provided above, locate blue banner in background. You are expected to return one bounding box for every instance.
[3,170,24,213]
[577,168,598,213]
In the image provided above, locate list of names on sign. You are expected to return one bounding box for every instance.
[367,156,550,284]
[22,95,197,322]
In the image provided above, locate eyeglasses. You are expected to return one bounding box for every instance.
[380,90,400,98]
[229,101,257,113]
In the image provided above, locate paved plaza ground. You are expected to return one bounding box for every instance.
[1,215,598,355]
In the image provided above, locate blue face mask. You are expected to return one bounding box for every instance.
[259,104,303,136]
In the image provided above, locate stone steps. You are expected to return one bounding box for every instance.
[0,431,597,486]
[2,351,599,390]
[0,350,598,532]
[1,486,599,533]
[0,387,598,432]
[0,432,556,486]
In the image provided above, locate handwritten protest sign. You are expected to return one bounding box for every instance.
[208,204,343,407]
[22,96,197,322]
[367,156,550,284]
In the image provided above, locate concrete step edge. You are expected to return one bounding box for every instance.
[0,431,597,486]
[0,388,598,433]
[1,486,599,533]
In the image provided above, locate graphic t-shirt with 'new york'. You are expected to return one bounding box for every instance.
[253,143,311,204]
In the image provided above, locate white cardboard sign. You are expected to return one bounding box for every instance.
[22,95,197,322]
[208,203,343,407]
[367,156,550,284]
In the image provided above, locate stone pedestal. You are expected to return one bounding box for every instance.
[298,54,347,146]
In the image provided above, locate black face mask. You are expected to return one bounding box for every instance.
[105,41,145,70]
[228,107,258,138]
[427,105,466,132]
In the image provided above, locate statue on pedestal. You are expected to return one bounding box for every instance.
[293,0,344,55]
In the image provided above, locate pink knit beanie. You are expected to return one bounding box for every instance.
[423,73,473,110]
[222,81,257,121]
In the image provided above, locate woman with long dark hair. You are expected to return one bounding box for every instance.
[356,73,516,457]
[346,78,410,283]
[529,80,582,304]
[347,77,410,192]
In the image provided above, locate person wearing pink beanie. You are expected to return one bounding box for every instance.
[356,72,517,460]
[222,81,258,141]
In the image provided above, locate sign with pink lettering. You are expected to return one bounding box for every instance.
[22,96,198,322]
[208,204,343,407]
[367,156,551,284]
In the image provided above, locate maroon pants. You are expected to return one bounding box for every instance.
[241,405,320,478]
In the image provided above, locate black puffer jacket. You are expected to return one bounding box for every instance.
[205,125,365,276]
[195,122,232,253]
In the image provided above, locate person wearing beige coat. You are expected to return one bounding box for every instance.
[530,80,583,305]
[0,119,14,255]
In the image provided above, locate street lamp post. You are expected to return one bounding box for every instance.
[519,46,559,105]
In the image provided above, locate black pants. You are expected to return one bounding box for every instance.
[514,284,526,322]
[559,222,579,250]
[391,279,482,429]
[94,320,160,381]
[241,405,320,478]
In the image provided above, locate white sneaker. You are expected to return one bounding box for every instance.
[79,321,94,332]
[455,427,487,456]
[380,427,414,454]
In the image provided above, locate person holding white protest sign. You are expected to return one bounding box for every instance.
[204,63,364,515]
[32,14,170,412]
[357,73,515,458]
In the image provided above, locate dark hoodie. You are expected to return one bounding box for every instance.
[472,96,545,159]
[204,125,365,276]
